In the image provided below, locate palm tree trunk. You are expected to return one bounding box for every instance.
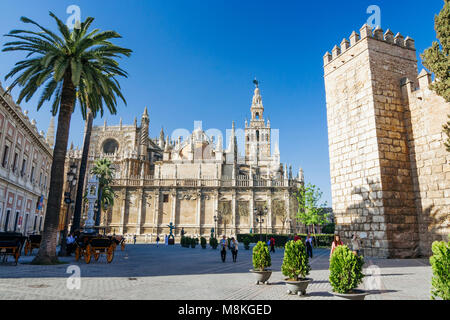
[71,110,93,233]
[32,74,76,265]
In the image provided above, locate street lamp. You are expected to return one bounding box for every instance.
[59,163,77,256]
[213,215,218,239]
[254,207,268,242]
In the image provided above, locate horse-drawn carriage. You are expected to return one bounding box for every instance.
[0,232,26,265]
[74,234,115,264]
[24,234,41,255]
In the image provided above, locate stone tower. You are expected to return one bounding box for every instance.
[245,80,271,165]
[324,24,422,258]
[139,107,149,160]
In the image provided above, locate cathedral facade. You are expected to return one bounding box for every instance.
[67,82,303,240]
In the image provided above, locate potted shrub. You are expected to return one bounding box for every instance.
[329,245,367,300]
[243,237,251,250]
[430,239,449,300]
[209,237,218,249]
[190,238,197,248]
[281,240,312,296]
[250,241,272,285]
[200,237,207,249]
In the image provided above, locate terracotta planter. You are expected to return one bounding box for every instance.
[285,278,312,296]
[330,289,369,300]
[249,269,272,284]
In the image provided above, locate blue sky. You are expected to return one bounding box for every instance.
[0,0,444,205]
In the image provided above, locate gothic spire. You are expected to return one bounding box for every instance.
[46,116,55,148]
[142,106,149,119]
[159,127,165,149]
[164,136,170,152]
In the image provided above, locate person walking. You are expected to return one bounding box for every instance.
[305,233,313,258]
[231,237,239,262]
[220,235,227,262]
[269,237,275,253]
[351,233,361,256]
[330,234,344,258]
[156,235,160,247]
[133,234,137,245]
[66,232,75,256]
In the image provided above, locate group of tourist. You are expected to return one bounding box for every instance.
[330,233,362,258]
[220,236,239,263]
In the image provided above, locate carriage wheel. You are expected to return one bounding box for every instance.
[84,245,92,264]
[121,242,125,251]
[107,246,114,263]
[94,251,100,261]
[75,247,81,261]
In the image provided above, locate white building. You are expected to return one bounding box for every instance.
[0,82,53,234]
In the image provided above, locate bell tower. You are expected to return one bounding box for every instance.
[245,79,271,165]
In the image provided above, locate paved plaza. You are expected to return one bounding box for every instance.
[0,244,432,300]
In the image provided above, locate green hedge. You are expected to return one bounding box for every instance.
[209,237,218,249]
[237,234,334,248]
[430,240,449,300]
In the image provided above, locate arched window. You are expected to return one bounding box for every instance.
[102,138,119,154]
[256,130,260,141]
[255,112,260,120]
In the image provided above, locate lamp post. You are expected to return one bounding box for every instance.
[213,214,218,239]
[59,163,77,256]
[254,207,268,242]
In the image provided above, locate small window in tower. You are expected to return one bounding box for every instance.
[256,130,260,141]
[255,112,260,120]
[163,194,169,203]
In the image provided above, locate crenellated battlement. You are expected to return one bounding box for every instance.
[323,24,415,66]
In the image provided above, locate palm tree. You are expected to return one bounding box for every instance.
[90,158,115,227]
[71,106,93,234]
[99,185,115,230]
[3,12,132,264]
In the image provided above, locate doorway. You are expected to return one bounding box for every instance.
[4,209,11,232]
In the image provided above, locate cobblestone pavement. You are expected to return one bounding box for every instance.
[0,244,432,300]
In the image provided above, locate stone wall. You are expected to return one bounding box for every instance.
[324,24,449,258]
[402,71,450,256]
